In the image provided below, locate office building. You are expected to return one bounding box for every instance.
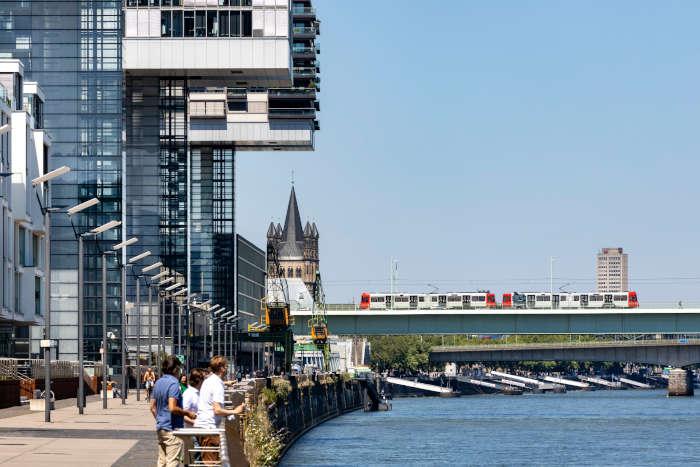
[0,60,50,358]
[0,1,320,369]
[596,247,629,293]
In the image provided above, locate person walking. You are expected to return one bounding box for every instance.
[144,367,156,401]
[150,356,196,467]
[194,356,245,465]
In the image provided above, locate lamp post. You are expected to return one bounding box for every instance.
[171,287,188,358]
[128,251,151,404]
[31,165,71,423]
[74,214,119,415]
[142,263,163,371]
[112,237,140,405]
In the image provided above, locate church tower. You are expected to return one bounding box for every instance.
[267,186,319,292]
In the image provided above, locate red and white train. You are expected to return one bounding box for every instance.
[359,291,639,310]
[360,292,497,310]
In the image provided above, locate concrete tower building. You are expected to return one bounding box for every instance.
[267,186,318,293]
[596,247,629,293]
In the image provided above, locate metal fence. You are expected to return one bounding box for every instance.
[0,358,103,381]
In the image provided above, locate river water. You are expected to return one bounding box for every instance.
[280,390,700,466]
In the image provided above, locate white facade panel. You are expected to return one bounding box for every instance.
[51,297,78,312]
[189,120,313,148]
[137,10,149,37]
[125,10,138,37]
[264,10,276,37]
[52,311,78,326]
[123,38,291,81]
[149,10,160,38]
[275,10,289,38]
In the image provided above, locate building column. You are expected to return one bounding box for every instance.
[668,369,694,396]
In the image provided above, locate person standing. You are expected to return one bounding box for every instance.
[143,367,156,401]
[182,368,205,428]
[194,356,245,464]
[150,356,196,467]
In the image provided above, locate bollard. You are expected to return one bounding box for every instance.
[668,369,694,396]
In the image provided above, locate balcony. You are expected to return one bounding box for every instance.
[293,66,318,78]
[268,108,316,119]
[268,88,316,99]
[292,26,317,39]
[292,45,317,59]
[292,6,316,19]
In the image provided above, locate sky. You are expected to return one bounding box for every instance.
[237,1,700,306]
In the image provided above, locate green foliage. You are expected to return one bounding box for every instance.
[244,400,284,467]
[272,378,291,400]
[341,372,352,383]
[368,334,615,372]
[260,387,277,406]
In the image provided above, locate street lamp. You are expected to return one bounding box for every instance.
[31,165,71,423]
[128,251,151,402]
[142,261,163,273]
[112,237,138,405]
[65,198,108,415]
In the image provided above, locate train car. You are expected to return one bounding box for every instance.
[502,291,639,309]
[393,293,411,310]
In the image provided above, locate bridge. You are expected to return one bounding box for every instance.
[429,339,700,367]
[290,308,700,336]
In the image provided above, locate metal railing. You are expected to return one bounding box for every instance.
[293,26,316,35]
[0,358,103,380]
[268,108,316,118]
[432,338,700,353]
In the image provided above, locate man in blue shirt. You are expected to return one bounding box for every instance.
[150,355,197,467]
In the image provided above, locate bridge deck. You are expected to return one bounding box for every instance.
[384,377,453,394]
[291,309,700,335]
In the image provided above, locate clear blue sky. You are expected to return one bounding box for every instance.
[237,1,700,306]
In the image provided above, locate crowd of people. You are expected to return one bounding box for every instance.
[148,355,246,467]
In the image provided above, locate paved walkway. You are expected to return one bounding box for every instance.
[0,396,157,467]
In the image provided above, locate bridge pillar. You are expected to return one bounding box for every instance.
[668,369,694,397]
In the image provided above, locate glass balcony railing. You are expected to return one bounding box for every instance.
[292,45,316,55]
[293,67,317,76]
[293,26,316,35]
[268,108,316,118]
[268,88,316,98]
[292,7,315,15]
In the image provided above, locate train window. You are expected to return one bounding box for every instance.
[462,295,471,302]
[431,296,437,302]
[419,296,425,302]
[614,295,626,301]
[574,295,579,301]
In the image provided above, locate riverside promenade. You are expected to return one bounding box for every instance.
[0,396,156,467]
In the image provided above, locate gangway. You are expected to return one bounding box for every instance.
[542,376,590,389]
[385,377,455,395]
[488,371,553,390]
[619,377,652,389]
[491,378,529,389]
[577,375,622,389]
[456,376,502,390]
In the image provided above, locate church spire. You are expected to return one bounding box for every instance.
[279,186,305,257]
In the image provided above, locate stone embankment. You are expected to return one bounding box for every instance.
[224,374,370,466]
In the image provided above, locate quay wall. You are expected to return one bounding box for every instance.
[227,375,367,466]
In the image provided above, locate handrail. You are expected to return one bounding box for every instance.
[432,338,700,352]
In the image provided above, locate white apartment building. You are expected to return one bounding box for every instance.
[0,59,50,358]
[596,247,629,293]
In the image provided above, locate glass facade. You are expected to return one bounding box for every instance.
[0,1,124,364]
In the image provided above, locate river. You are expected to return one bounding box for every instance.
[280,390,700,466]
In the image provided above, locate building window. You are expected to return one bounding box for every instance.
[184,11,195,37]
[195,11,206,37]
[296,268,301,278]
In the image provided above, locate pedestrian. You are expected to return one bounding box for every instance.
[182,368,205,428]
[150,355,197,467]
[144,367,156,401]
[179,374,188,393]
[195,356,246,465]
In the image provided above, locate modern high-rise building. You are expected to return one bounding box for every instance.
[0,60,50,358]
[596,247,629,293]
[0,1,320,369]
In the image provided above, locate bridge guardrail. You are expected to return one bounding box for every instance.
[431,338,700,352]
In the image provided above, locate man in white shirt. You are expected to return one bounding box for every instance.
[194,356,245,464]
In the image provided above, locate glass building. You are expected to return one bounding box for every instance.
[0,1,319,371]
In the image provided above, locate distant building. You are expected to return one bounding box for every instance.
[267,186,319,294]
[596,247,629,292]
